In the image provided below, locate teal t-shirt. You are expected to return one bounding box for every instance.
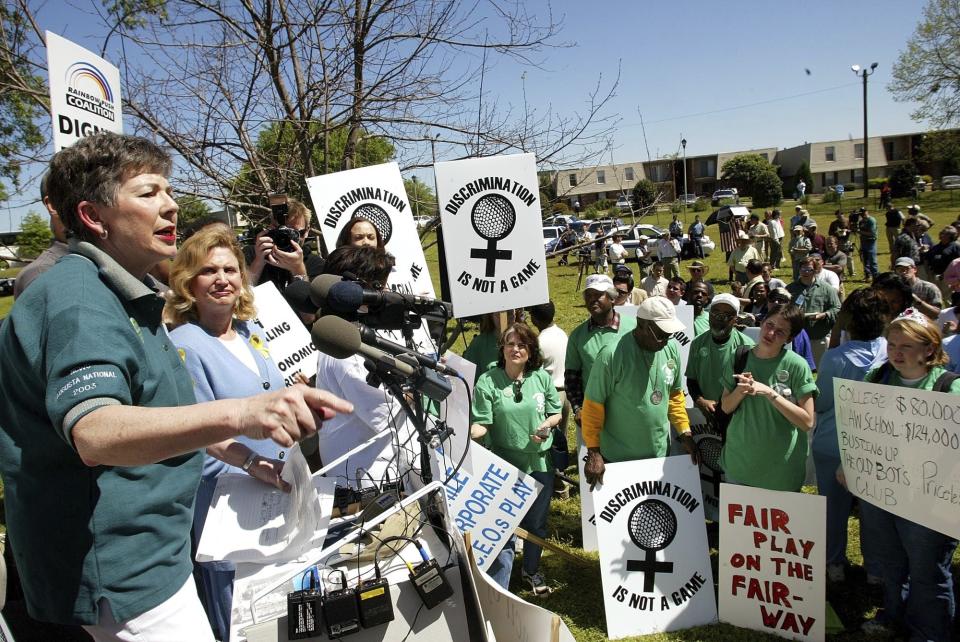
[565,314,638,384]
[720,347,817,491]
[471,367,562,473]
[685,328,755,403]
[463,331,500,382]
[585,334,682,462]
[0,245,201,625]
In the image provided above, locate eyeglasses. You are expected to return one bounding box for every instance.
[709,309,736,321]
[615,288,630,297]
[505,341,528,351]
[645,322,671,344]
[800,267,815,274]
[512,379,523,401]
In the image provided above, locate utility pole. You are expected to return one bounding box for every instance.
[851,62,878,200]
[681,136,688,216]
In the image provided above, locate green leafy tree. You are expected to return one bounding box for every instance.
[631,179,658,212]
[404,177,436,219]
[889,162,919,198]
[919,130,960,174]
[890,0,960,127]
[175,196,212,228]
[16,211,52,258]
[721,154,783,207]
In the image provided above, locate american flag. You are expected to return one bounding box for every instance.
[719,216,746,253]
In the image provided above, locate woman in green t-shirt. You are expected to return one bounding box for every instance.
[470,322,562,597]
[720,304,817,491]
[856,310,959,641]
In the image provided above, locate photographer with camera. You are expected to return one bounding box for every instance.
[244,196,325,293]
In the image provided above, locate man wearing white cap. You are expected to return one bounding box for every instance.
[727,230,760,285]
[563,274,638,427]
[686,294,755,431]
[581,297,696,488]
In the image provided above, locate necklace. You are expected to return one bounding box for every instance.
[643,349,663,405]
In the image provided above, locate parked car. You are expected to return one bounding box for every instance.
[679,193,699,206]
[588,218,619,236]
[414,215,433,229]
[0,277,13,297]
[711,188,738,206]
[615,196,631,211]
[544,214,579,227]
[543,225,564,252]
[613,224,715,260]
[941,176,960,190]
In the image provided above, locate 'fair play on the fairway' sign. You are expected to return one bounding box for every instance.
[435,153,549,318]
[46,31,123,151]
[719,484,825,642]
[307,163,435,299]
[593,458,716,639]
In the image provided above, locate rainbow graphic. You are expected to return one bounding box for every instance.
[65,62,113,102]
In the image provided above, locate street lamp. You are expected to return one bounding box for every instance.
[851,62,878,200]
[681,137,688,215]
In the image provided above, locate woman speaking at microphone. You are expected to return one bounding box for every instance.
[0,132,351,640]
[470,322,562,597]
[856,309,960,641]
[165,225,290,641]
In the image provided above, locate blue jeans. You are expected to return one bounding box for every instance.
[486,470,554,589]
[860,238,878,279]
[860,501,958,641]
[812,452,880,575]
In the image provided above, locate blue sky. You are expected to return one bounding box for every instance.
[1,0,932,232]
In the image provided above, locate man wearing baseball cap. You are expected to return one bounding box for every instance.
[581,297,696,489]
[563,274,638,429]
[893,256,942,319]
[728,230,760,285]
[686,293,755,433]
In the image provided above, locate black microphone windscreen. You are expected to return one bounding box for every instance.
[311,315,362,359]
[310,274,343,304]
[326,281,365,315]
[283,279,318,314]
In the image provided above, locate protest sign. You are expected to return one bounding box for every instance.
[834,378,960,538]
[593,458,716,639]
[577,436,598,552]
[252,282,319,385]
[433,441,543,571]
[46,31,123,150]
[435,153,549,318]
[719,484,825,642]
[685,406,725,521]
[435,352,477,469]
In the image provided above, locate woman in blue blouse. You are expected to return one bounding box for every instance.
[166,225,289,641]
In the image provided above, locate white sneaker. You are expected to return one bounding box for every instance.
[827,563,845,582]
[521,570,551,596]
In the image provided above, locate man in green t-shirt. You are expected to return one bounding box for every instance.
[563,274,637,424]
[581,297,697,489]
[685,293,754,429]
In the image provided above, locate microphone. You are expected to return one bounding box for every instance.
[356,324,460,378]
[325,280,452,318]
[311,315,416,377]
[282,274,344,315]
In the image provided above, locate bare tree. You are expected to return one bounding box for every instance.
[0,0,618,219]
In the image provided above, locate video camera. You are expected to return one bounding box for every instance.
[265,193,300,252]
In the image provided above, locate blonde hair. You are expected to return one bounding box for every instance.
[165,225,256,327]
[886,316,949,368]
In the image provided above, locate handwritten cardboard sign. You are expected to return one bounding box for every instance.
[834,377,960,538]
[252,282,318,385]
[593,458,717,639]
[719,484,825,642]
[435,153,549,318]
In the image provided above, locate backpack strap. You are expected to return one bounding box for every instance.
[867,362,892,385]
[934,371,960,393]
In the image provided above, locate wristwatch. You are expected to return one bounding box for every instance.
[241,451,259,471]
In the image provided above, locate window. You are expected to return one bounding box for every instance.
[695,159,716,178]
[597,169,606,184]
[853,168,864,184]
[647,163,669,182]
[854,143,864,159]
[569,173,578,187]
[624,167,635,181]
[884,141,895,161]
[825,146,835,162]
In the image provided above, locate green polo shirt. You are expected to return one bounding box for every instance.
[584,334,682,462]
[0,241,202,625]
[720,347,817,491]
[786,279,841,340]
[565,313,638,384]
[685,328,755,403]
[471,368,561,473]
